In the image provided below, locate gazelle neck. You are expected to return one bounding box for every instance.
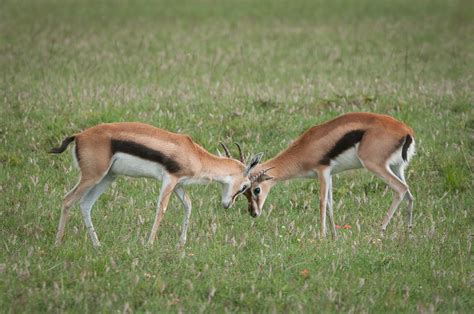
[256,148,309,181]
[194,145,244,183]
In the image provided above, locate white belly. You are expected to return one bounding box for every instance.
[330,146,363,174]
[110,153,165,180]
[300,170,317,179]
[178,177,211,185]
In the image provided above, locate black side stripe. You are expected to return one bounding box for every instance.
[319,130,365,165]
[111,139,181,173]
[401,135,413,162]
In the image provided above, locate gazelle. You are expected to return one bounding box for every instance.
[244,112,415,238]
[50,122,263,247]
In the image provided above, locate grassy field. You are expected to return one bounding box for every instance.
[1,0,473,312]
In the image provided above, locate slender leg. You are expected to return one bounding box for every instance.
[364,162,409,232]
[148,176,177,245]
[79,174,115,247]
[174,187,192,248]
[55,206,70,245]
[391,164,414,229]
[317,168,329,238]
[326,174,337,239]
[56,178,95,245]
[405,190,414,229]
[390,164,404,182]
[55,182,79,245]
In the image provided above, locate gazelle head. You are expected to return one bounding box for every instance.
[244,167,274,217]
[219,143,263,209]
[219,143,275,216]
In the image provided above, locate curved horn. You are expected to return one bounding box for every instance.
[250,167,275,183]
[219,142,232,158]
[234,142,245,163]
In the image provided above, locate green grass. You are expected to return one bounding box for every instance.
[1,0,473,312]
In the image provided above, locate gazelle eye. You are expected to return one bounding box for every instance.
[254,187,261,195]
[240,185,248,193]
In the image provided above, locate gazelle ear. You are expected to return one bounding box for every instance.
[245,152,263,174]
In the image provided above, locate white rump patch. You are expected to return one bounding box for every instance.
[406,138,416,163]
[71,144,79,169]
[387,138,415,167]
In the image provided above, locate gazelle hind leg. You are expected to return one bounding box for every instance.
[56,178,95,245]
[363,161,409,232]
[405,190,414,229]
[390,164,414,229]
[79,174,115,247]
[56,185,77,245]
[174,187,192,248]
[148,176,177,245]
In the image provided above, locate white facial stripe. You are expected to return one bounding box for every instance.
[217,175,251,208]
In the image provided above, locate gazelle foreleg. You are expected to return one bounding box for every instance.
[326,173,337,239]
[317,168,330,238]
[174,187,192,248]
[148,176,177,245]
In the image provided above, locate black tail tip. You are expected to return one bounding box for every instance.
[48,147,63,154]
[401,134,413,162]
[49,136,75,154]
